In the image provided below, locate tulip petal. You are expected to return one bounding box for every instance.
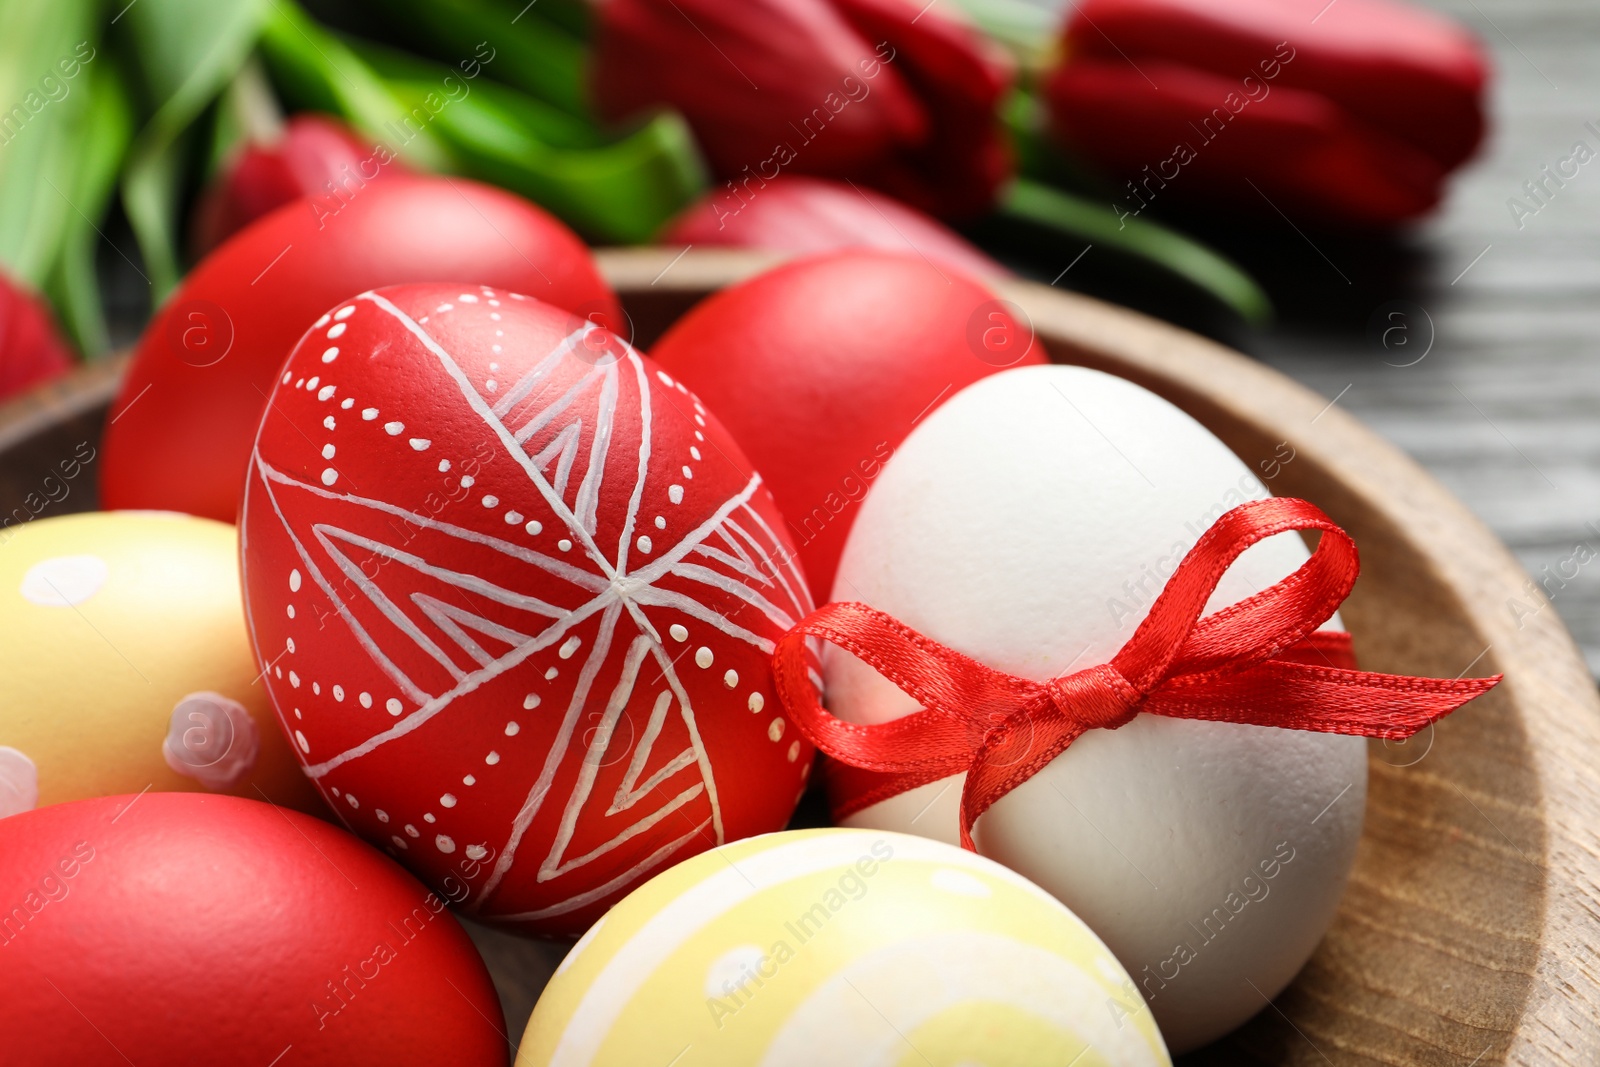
[593,0,928,178]
[1064,0,1488,171]
[1048,58,1444,227]
[833,0,1015,217]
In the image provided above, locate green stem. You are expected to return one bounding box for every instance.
[201,57,284,183]
[1001,178,1273,324]
[1002,85,1117,197]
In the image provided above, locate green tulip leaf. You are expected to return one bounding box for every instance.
[364,0,590,117]
[44,58,137,358]
[1002,178,1273,324]
[349,38,599,150]
[0,0,100,290]
[117,0,270,300]
[257,0,454,171]
[341,38,705,243]
[419,84,705,243]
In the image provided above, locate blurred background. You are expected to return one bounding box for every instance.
[0,0,1594,674]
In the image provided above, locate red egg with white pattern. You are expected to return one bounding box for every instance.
[239,283,814,937]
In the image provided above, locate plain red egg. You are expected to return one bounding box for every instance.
[101,175,621,523]
[648,250,1044,600]
[0,792,507,1066]
[238,283,814,937]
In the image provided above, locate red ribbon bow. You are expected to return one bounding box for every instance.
[773,498,1501,851]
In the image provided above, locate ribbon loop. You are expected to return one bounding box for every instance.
[773,497,1503,851]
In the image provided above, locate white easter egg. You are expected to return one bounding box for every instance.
[826,364,1367,1052]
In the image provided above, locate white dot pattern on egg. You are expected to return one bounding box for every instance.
[703,944,766,999]
[160,692,261,792]
[19,555,108,607]
[239,284,813,935]
[0,746,39,818]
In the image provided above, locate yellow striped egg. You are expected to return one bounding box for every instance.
[517,828,1169,1067]
[0,511,322,817]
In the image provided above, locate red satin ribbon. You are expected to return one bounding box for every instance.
[772,498,1501,851]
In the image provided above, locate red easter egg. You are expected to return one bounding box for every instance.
[0,792,506,1066]
[102,176,621,524]
[238,283,814,937]
[648,250,1044,601]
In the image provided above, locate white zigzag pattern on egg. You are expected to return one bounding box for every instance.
[250,291,811,920]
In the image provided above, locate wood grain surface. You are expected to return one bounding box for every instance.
[1250,0,1600,685]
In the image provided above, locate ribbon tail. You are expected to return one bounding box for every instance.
[1145,660,1502,738]
[955,713,1090,853]
[1277,630,1357,669]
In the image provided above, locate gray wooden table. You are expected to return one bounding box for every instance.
[1004,0,1600,679]
[1257,0,1600,678]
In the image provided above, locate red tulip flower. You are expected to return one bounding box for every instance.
[0,273,73,402]
[1045,0,1489,227]
[664,175,1008,279]
[593,0,1013,219]
[192,114,402,254]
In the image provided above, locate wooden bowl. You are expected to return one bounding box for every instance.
[2,249,1595,1064]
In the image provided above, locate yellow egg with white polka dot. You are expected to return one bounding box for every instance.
[0,511,324,818]
[517,828,1170,1067]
